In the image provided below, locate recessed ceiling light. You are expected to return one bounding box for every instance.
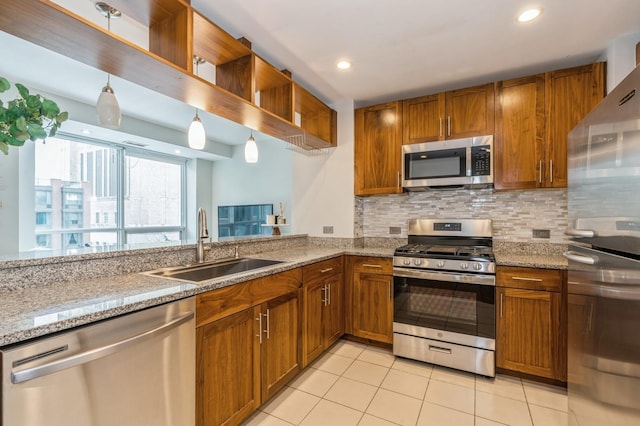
[174,149,181,154]
[518,8,542,23]
[337,61,351,70]
[81,129,92,135]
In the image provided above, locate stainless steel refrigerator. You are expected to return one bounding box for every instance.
[565,64,640,425]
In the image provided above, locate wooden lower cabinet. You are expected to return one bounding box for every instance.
[196,307,261,426]
[496,266,567,381]
[346,256,394,344]
[261,291,301,401]
[302,257,344,366]
[196,269,302,425]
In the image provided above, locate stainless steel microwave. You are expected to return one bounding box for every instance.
[402,135,493,190]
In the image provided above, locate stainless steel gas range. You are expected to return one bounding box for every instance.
[393,219,496,377]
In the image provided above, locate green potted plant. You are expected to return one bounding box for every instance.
[0,76,68,155]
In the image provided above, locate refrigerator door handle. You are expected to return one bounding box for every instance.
[565,228,597,238]
[563,251,598,265]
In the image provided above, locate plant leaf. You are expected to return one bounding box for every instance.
[15,116,27,132]
[10,133,28,144]
[0,141,8,155]
[15,83,29,100]
[41,99,60,117]
[27,123,47,140]
[56,111,69,123]
[26,95,41,109]
[0,77,9,93]
[49,124,58,137]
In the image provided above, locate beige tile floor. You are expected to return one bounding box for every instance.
[243,339,568,426]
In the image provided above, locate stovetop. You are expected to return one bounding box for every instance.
[393,219,495,274]
[394,243,495,262]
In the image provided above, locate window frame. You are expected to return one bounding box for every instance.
[33,133,187,249]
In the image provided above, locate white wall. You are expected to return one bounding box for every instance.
[186,158,213,241]
[292,100,355,238]
[604,32,640,91]
[210,139,292,239]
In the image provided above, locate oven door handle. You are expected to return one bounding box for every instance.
[393,267,495,286]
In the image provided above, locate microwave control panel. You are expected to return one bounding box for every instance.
[471,145,491,176]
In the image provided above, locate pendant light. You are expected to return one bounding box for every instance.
[95,2,122,129]
[188,57,206,149]
[244,131,258,163]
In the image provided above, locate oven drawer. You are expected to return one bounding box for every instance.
[393,332,495,377]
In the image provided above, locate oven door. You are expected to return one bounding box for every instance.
[393,268,495,350]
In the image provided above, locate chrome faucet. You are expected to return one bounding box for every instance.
[196,207,209,263]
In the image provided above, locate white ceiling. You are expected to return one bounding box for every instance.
[195,0,640,106]
[3,0,640,154]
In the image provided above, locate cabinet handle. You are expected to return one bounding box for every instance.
[549,160,553,183]
[328,283,331,305]
[539,160,543,183]
[397,171,401,189]
[439,117,443,137]
[511,276,543,282]
[428,345,452,354]
[447,116,451,137]
[256,315,263,344]
[320,267,334,274]
[500,293,503,319]
[321,285,327,306]
[362,264,382,269]
[264,310,270,340]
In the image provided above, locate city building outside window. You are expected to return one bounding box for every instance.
[34,136,186,251]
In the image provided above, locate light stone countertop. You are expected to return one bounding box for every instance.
[0,247,393,347]
[0,242,568,347]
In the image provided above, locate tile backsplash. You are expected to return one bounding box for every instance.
[357,188,568,243]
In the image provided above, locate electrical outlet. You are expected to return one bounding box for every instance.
[532,229,551,239]
[323,226,334,234]
[389,226,401,235]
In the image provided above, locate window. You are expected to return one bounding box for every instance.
[34,136,186,251]
[218,204,273,237]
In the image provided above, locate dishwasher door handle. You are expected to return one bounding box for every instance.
[11,311,194,384]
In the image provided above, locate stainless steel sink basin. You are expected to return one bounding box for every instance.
[143,258,284,282]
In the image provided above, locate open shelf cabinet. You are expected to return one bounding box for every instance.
[4,0,336,150]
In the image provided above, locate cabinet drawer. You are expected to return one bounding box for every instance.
[351,256,393,274]
[302,256,343,283]
[496,266,563,292]
[196,268,302,327]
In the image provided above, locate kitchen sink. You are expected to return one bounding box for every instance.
[143,258,284,283]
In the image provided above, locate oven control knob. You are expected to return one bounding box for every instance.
[403,259,411,266]
[437,261,445,268]
[473,263,482,271]
[413,259,423,266]
[460,262,469,270]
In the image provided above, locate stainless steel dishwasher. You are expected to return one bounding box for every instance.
[1,297,195,426]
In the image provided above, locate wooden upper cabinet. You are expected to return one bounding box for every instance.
[403,93,445,144]
[546,62,606,188]
[354,102,403,195]
[445,83,495,139]
[402,84,494,144]
[495,74,546,190]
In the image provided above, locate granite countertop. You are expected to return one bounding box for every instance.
[0,247,393,347]
[493,241,568,270]
[0,241,568,347]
